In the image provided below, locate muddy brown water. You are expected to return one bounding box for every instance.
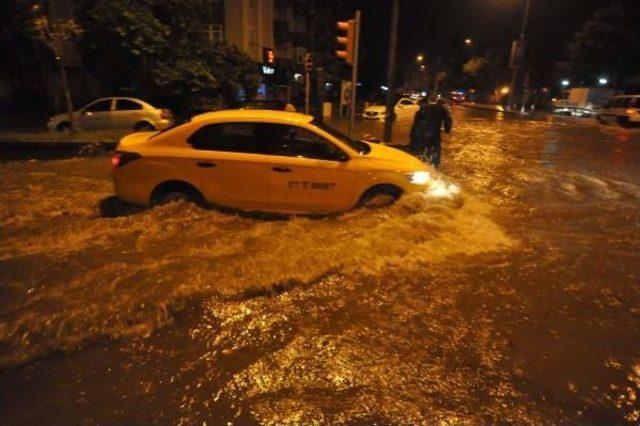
[1,108,639,424]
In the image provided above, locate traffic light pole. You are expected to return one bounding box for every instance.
[348,11,361,139]
[305,71,310,114]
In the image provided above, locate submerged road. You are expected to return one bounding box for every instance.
[1,107,640,424]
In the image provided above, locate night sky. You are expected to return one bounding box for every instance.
[346,0,627,89]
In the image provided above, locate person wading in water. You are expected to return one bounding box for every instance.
[409,97,452,168]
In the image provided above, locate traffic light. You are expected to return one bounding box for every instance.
[336,19,355,64]
[304,53,314,72]
[262,47,275,65]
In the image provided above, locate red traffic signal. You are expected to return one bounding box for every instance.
[262,47,275,65]
[336,20,355,64]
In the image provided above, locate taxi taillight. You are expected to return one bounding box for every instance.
[112,151,141,168]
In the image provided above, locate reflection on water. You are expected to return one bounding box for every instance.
[1,109,640,424]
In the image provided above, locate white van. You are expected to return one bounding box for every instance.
[596,95,640,128]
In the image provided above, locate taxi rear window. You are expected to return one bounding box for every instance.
[189,123,266,154]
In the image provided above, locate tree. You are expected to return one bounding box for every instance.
[31,3,82,130]
[462,50,508,101]
[568,2,640,89]
[75,0,260,114]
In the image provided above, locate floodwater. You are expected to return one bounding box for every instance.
[1,108,640,424]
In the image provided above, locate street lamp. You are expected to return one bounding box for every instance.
[598,77,609,86]
[416,54,424,63]
[464,38,472,46]
[561,79,570,88]
[420,65,426,71]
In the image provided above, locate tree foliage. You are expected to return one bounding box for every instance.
[462,50,507,99]
[568,2,640,87]
[75,0,260,112]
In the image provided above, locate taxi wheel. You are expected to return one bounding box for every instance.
[151,182,203,206]
[358,185,402,209]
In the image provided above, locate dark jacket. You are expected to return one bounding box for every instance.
[409,103,452,150]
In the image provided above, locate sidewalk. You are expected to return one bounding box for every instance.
[460,102,521,115]
[0,129,123,160]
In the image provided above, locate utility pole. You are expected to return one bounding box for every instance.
[508,0,532,110]
[304,53,313,114]
[383,0,399,143]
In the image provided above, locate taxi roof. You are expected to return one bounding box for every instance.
[191,109,314,125]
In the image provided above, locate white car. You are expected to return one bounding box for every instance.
[596,95,640,128]
[47,97,174,132]
[363,98,419,121]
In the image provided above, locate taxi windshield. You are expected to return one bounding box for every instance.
[312,120,371,155]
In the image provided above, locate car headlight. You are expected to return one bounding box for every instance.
[408,171,431,185]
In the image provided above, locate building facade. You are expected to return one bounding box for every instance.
[224,0,274,62]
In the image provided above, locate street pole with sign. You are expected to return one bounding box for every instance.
[336,11,361,139]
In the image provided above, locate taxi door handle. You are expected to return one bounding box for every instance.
[272,166,291,173]
[196,161,217,168]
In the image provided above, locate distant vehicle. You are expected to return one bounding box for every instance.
[596,95,640,128]
[112,110,441,214]
[241,99,296,112]
[363,97,419,121]
[553,87,615,118]
[450,91,466,103]
[47,97,174,132]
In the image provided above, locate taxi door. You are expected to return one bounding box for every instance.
[186,122,270,210]
[265,124,356,213]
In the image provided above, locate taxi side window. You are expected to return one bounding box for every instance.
[189,123,265,154]
[267,125,347,161]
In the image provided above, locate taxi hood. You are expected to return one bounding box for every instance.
[360,142,426,170]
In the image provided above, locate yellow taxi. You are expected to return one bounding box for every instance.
[112,110,443,214]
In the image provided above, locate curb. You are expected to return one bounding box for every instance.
[0,140,117,161]
[459,103,521,115]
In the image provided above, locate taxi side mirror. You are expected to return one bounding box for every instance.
[335,152,350,162]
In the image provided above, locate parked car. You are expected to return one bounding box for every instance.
[111,110,443,214]
[47,97,174,132]
[363,98,419,121]
[596,95,640,128]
